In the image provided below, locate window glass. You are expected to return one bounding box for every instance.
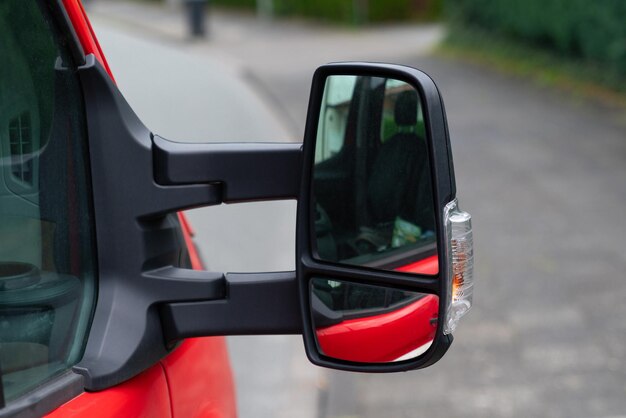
[0,2,96,402]
[314,76,357,163]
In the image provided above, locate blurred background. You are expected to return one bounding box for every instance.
[86,0,626,416]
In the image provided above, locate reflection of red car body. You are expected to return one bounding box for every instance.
[396,254,439,275]
[316,255,439,363]
[316,294,439,363]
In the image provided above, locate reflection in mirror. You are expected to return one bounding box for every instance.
[312,75,438,274]
[311,278,438,363]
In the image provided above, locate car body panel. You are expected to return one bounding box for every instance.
[161,338,237,418]
[45,365,171,418]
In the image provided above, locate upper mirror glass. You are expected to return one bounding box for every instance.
[312,75,437,274]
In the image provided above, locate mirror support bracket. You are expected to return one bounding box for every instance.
[74,57,302,391]
[152,136,303,203]
[160,271,302,342]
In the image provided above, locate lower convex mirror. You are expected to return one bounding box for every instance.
[311,278,438,363]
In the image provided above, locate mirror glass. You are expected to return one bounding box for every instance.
[312,75,437,274]
[311,278,438,363]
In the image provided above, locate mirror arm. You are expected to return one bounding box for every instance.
[75,58,301,390]
[152,136,303,203]
[160,271,302,343]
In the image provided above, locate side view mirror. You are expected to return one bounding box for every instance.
[297,63,474,371]
[52,57,472,391]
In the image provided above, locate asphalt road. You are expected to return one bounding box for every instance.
[91,3,626,417]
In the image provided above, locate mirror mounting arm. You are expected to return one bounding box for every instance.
[75,57,302,391]
[160,271,302,343]
[152,136,303,203]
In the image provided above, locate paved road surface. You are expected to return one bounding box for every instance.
[91,3,626,417]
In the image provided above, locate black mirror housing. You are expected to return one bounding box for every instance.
[297,63,457,372]
[70,57,464,391]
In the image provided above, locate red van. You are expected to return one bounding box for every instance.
[0,1,473,417]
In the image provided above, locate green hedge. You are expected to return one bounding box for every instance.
[211,0,443,24]
[446,0,626,75]
[211,0,255,8]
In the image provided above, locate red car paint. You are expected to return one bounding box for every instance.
[160,338,237,418]
[45,3,237,417]
[45,365,171,418]
[315,294,439,363]
[47,338,236,418]
[396,254,439,275]
[61,0,114,80]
